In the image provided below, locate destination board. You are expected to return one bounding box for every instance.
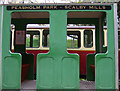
[15,31,25,45]
[7,5,111,10]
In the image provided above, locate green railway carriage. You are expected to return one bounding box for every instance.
[0,3,119,90]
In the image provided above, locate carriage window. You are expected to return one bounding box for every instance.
[118,31,120,49]
[26,34,30,48]
[42,30,81,48]
[42,30,49,47]
[33,35,40,48]
[84,30,93,48]
[67,31,81,48]
[26,31,40,48]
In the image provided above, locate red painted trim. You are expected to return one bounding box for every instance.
[26,50,95,75]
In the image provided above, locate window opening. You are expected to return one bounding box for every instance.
[84,30,93,48]
[26,31,40,48]
[67,31,81,48]
[42,30,49,47]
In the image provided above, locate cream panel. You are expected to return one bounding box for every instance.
[12,28,95,51]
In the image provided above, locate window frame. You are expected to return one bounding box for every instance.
[26,29,42,50]
[26,30,40,48]
[104,29,107,47]
[42,29,49,48]
[67,29,95,51]
[67,30,81,49]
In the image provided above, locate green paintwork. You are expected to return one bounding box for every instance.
[1,6,21,89]
[13,22,34,80]
[95,5,116,89]
[95,23,101,53]
[87,54,95,81]
[37,11,79,89]
[0,4,117,90]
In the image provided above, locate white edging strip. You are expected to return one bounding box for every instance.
[0,5,3,90]
[114,3,119,89]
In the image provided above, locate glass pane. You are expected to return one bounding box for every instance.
[47,34,49,47]
[84,30,93,48]
[26,34,30,47]
[33,35,40,48]
[26,31,40,48]
[67,31,81,48]
[42,30,49,47]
